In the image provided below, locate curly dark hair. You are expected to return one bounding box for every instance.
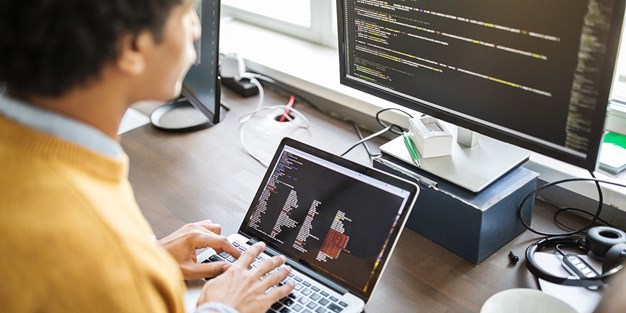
[0,0,184,98]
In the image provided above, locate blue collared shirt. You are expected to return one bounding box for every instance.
[0,94,124,158]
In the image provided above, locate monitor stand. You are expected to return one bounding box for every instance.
[150,97,227,132]
[379,121,530,193]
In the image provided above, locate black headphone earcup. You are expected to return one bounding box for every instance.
[587,226,626,260]
[602,243,626,274]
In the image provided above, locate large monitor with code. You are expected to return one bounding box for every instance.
[337,0,625,171]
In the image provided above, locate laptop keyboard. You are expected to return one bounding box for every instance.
[201,241,349,313]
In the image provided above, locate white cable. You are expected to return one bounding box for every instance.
[239,122,270,167]
[238,74,311,167]
[239,105,311,167]
[239,105,310,128]
[240,73,264,110]
[245,72,272,83]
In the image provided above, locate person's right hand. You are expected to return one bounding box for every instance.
[197,242,295,313]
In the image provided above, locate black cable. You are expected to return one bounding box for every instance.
[350,121,382,160]
[375,108,414,135]
[249,72,425,138]
[341,108,416,157]
[555,244,567,256]
[518,176,626,237]
[340,125,393,157]
[553,207,616,231]
[590,171,604,229]
[251,74,419,139]
[246,77,420,161]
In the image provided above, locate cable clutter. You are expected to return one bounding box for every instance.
[219,54,418,168]
[220,53,311,168]
[525,226,626,287]
[340,107,414,157]
[519,173,626,288]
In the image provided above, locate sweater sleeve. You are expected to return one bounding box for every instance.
[194,302,240,313]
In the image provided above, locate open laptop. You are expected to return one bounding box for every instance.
[186,137,419,313]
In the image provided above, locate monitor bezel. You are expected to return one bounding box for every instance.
[182,0,221,125]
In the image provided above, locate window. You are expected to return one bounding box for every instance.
[608,9,626,135]
[221,0,336,47]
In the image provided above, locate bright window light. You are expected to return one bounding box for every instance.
[222,0,311,27]
[222,0,336,47]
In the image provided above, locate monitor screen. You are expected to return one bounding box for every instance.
[183,0,221,124]
[337,0,625,171]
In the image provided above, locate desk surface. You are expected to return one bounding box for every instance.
[122,88,574,313]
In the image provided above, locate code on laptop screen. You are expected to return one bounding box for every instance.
[243,145,412,295]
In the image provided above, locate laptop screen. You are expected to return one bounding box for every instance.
[240,138,418,300]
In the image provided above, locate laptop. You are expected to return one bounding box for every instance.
[186,137,419,313]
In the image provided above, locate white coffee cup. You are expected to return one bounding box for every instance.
[481,288,578,313]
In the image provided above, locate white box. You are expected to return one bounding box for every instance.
[408,116,453,158]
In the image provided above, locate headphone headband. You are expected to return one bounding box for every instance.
[525,235,621,287]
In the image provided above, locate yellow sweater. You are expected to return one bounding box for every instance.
[0,115,185,312]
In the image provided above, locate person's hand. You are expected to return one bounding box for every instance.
[158,219,241,280]
[197,242,295,313]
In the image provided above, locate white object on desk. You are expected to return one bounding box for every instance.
[408,116,452,158]
[118,108,149,134]
[380,121,530,192]
[457,126,479,147]
[481,288,577,313]
[534,252,602,313]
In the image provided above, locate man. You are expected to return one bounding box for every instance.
[0,1,293,312]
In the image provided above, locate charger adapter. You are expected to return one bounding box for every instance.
[222,77,259,97]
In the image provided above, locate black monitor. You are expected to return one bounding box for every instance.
[337,0,625,172]
[150,0,223,132]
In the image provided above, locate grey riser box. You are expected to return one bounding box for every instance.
[374,154,538,264]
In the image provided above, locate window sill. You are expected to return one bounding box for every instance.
[220,19,626,218]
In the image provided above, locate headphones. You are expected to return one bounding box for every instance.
[525,226,626,287]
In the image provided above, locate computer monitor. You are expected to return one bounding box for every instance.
[150,0,223,132]
[337,0,625,173]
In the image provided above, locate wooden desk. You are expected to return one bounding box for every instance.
[122,88,564,312]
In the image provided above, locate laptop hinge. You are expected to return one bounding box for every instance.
[245,238,349,296]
